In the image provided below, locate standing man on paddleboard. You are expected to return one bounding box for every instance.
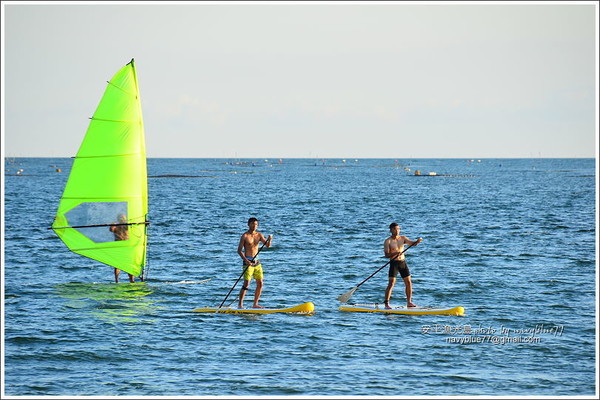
[237,217,273,309]
[383,222,422,309]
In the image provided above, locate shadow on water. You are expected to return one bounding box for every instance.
[53,282,158,323]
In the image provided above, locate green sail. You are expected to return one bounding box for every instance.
[52,59,149,278]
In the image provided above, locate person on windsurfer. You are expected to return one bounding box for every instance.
[237,217,272,309]
[383,222,422,309]
[109,214,135,283]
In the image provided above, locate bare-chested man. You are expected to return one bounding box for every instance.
[237,217,272,309]
[109,214,135,283]
[383,222,422,309]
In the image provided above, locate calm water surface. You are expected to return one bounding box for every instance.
[3,158,597,396]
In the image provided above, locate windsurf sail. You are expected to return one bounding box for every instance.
[51,59,149,279]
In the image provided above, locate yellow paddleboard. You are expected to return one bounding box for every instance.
[339,304,465,316]
[193,302,315,314]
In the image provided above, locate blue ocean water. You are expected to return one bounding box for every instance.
[3,157,597,396]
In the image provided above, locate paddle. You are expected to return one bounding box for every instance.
[337,240,419,303]
[218,237,270,309]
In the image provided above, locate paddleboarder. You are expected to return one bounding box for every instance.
[237,217,273,309]
[383,222,422,309]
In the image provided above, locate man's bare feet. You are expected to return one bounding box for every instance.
[407,302,417,308]
[252,304,265,309]
[384,301,392,309]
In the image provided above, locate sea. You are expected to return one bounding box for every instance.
[3,157,597,397]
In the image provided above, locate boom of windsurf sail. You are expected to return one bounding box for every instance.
[51,222,150,230]
[51,59,149,278]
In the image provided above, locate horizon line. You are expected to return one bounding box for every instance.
[4,156,597,160]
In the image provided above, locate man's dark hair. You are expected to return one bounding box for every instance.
[248,217,259,225]
[389,222,399,230]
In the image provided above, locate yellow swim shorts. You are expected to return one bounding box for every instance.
[243,264,263,281]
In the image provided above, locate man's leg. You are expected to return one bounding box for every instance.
[239,279,250,308]
[384,277,396,309]
[403,276,416,307]
[253,279,264,308]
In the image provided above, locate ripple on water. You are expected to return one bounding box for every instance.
[3,158,596,396]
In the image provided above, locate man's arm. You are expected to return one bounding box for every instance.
[237,235,250,264]
[404,236,423,246]
[383,239,395,259]
[260,233,273,248]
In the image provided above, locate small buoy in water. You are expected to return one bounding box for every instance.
[414,170,421,176]
[56,168,62,173]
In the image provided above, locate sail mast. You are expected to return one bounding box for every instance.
[130,58,150,279]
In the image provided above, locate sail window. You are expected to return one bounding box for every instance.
[65,202,129,243]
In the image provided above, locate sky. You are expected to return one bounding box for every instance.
[2,1,598,158]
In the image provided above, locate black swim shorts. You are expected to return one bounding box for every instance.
[389,259,411,278]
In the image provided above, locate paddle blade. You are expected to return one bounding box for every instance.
[337,286,357,303]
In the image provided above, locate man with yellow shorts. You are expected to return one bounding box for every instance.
[237,217,272,309]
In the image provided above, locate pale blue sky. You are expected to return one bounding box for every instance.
[2,1,598,158]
